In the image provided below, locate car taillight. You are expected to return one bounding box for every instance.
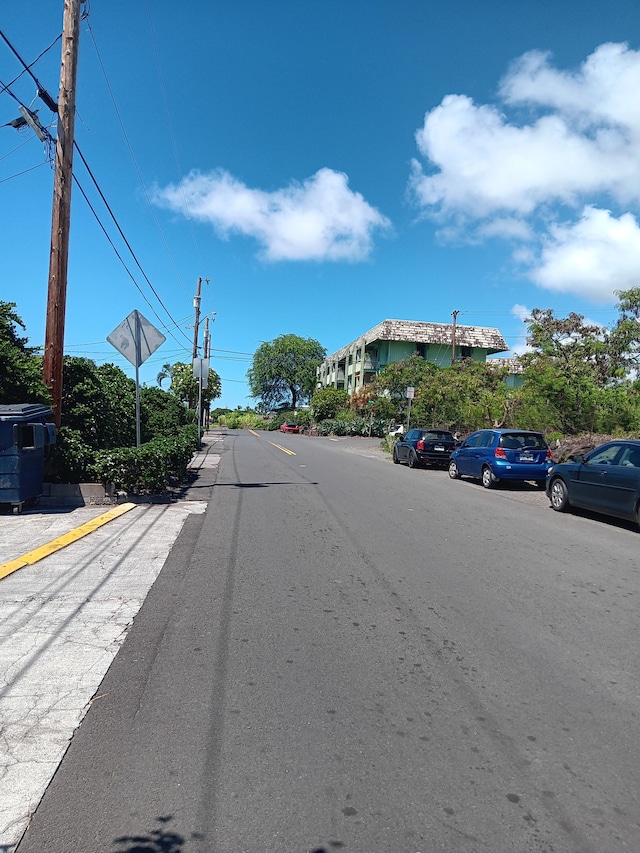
[417,439,425,451]
[495,447,507,459]
[546,448,552,460]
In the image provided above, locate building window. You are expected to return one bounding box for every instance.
[416,343,426,358]
[461,346,472,358]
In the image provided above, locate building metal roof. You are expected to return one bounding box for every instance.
[488,356,524,374]
[325,319,508,360]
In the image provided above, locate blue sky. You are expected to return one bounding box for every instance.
[3,1,640,410]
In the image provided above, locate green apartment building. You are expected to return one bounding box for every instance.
[317,318,522,394]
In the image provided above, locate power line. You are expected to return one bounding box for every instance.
[1,24,194,351]
[0,27,59,112]
[0,160,48,184]
[85,17,191,299]
[72,141,192,347]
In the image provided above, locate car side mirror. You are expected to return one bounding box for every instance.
[570,453,584,463]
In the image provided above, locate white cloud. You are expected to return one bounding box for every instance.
[500,43,640,134]
[477,217,533,241]
[531,207,640,302]
[511,303,531,323]
[410,90,636,218]
[153,167,391,262]
[509,303,533,355]
[409,42,640,302]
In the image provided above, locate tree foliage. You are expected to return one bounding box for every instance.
[0,302,49,405]
[139,385,192,443]
[61,358,137,448]
[157,361,222,414]
[364,291,640,436]
[518,293,640,434]
[311,387,349,421]
[247,334,326,410]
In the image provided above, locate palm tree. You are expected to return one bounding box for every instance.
[156,363,173,388]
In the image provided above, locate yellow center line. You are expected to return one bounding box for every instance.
[269,442,296,456]
[0,502,138,581]
[249,429,260,436]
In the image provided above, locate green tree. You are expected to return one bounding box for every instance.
[247,334,326,410]
[609,287,640,374]
[519,308,628,434]
[311,387,349,421]
[61,358,137,448]
[374,354,438,399]
[157,361,222,416]
[48,358,138,483]
[139,385,191,443]
[373,355,438,424]
[410,360,514,431]
[0,302,49,405]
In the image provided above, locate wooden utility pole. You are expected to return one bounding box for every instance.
[451,309,459,365]
[43,0,82,428]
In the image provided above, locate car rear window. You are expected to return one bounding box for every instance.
[499,433,547,450]
[422,431,454,441]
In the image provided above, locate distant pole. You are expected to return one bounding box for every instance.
[42,0,82,428]
[203,317,210,430]
[192,277,202,361]
[203,317,210,359]
[451,309,459,365]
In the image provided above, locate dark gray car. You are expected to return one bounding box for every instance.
[392,428,457,469]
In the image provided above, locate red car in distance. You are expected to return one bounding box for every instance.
[279,422,299,433]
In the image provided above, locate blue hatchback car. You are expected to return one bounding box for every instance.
[449,428,552,489]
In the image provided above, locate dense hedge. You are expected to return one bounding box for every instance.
[91,424,199,494]
[316,415,387,437]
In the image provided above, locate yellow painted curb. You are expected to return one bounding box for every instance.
[0,502,138,581]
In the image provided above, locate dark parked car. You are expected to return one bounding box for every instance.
[449,428,551,488]
[393,428,457,469]
[279,422,299,433]
[547,440,640,526]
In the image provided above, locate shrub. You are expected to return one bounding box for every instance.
[92,424,198,494]
[222,410,264,430]
[46,427,96,483]
[314,416,386,437]
[311,388,349,421]
[295,409,313,430]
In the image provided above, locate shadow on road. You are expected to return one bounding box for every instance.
[111,816,191,853]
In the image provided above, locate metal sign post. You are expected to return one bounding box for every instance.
[405,386,414,433]
[192,358,210,449]
[107,310,166,447]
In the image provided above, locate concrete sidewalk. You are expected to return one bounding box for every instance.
[0,434,222,853]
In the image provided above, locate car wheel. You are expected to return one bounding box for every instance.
[549,477,569,511]
[448,460,460,479]
[408,450,420,469]
[481,466,494,489]
[392,447,400,464]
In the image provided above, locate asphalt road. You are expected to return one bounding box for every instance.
[16,431,640,852]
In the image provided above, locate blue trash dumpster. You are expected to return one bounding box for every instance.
[0,403,56,513]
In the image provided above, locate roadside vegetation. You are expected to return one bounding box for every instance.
[229,290,640,461]
[4,290,640,493]
[0,301,221,493]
